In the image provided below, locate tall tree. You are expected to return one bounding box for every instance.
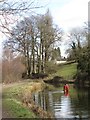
[37,10,63,73]
[3,16,37,75]
[3,11,63,77]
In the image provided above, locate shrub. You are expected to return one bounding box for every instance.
[30,73,48,79]
[2,57,25,83]
[45,61,58,74]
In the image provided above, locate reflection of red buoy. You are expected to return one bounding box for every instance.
[63,84,69,96]
[64,91,69,96]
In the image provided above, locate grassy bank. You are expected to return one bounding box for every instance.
[56,63,77,80]
[3,98,36,118]
[2,81,49,118]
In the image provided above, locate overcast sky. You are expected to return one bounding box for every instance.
[38,0,89,56]
[47,0,88,56]
[35,0,88,31]
[0,0,89,57]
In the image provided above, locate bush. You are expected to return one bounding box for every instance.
[2,57,25,83]
[45,61,58,74]
[30,73,48,79]
[76,71,88,80]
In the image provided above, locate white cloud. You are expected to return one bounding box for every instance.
[50,0,89,56]
[52,0,89,31]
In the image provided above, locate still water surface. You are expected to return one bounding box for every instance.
[33,84,89,119]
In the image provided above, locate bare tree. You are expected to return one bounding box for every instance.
[37,10,63,73]
[2,46,25,83]
[68,27,86,49]
[66,27,87,60]
[0,0,45,37]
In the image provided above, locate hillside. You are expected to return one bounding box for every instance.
[56,62,77,80]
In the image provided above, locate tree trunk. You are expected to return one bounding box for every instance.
[44,48,48,73]
[26,42,31,76]
[41,34,44,73]
[32,39,35,73]
[36,47,41,73]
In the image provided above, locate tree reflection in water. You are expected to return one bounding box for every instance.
[33,84,90,119]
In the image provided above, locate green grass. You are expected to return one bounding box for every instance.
[3,98,36,118]
[56,63,77,80]
[2,83,38,118]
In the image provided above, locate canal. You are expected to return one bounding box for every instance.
[33,84,90,119]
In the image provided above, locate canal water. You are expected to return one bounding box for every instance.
[33,84,90,119]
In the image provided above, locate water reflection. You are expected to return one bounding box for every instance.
[64,91,69,96]
[55,95,72,118]
[33,84,89,119]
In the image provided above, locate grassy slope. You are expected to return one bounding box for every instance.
[2,82,41,118]
[56,63,77,80]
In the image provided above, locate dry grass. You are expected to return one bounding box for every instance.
[21,82,54,119]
